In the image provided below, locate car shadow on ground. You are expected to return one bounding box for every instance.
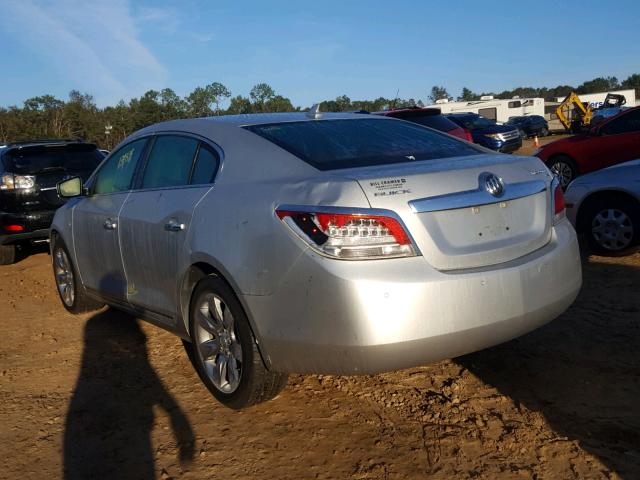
[455,257,640,478]
[63,309,195,480]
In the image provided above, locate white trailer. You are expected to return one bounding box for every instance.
[554,89,636,109]
[427,96,546,123]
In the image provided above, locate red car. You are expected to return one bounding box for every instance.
[374,107,473,142]
[536,106,640,187]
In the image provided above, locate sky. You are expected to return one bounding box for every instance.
[0,0,639,108]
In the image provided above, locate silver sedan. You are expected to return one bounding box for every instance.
[565,159,640,254]
[51,112,582,409]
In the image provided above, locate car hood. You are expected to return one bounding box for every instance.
[471,124,518,134]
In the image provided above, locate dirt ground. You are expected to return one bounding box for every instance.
[1,137,639,480]
[1,246,639,480]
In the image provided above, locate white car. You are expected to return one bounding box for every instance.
[565,159,640,254]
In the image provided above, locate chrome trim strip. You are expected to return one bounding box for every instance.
[409,179,547,213]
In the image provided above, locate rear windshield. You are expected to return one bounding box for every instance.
[391,114,459,132]
[244,119,482,170]
[449,115,495,129]
[2,144,104,175]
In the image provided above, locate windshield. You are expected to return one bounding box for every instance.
[244,118,482,170]
[2,144,104,175]
[505,117,526,125]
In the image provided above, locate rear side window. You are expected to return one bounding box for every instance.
[191,145,219,185]
[244,119,482,171]
[141,136,199,189]
[3,145,103,175]
[93,138,147,194]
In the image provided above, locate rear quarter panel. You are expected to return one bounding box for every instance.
[184,127,371,297]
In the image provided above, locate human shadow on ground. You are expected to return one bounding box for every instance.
[64,309,195,479]
[456,257,640,478]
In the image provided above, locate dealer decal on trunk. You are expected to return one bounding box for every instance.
[369,178,411,197]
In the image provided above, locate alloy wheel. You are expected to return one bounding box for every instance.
[54,248,75,307]
[550,161,573,187]
[591,208,634,251]
[194,293,242,394]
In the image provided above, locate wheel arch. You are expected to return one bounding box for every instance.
[178,256,273,369]
[575,189,640,234]
[547,152,579,174]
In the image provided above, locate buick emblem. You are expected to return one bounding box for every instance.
[483,173,504,197]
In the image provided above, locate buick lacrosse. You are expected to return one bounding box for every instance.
[51,111,582,408]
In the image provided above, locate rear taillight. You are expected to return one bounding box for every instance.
[552,181,566,224]
[0,173,35,190]
[276,208,417,259]
[463,128,473,142]
[3,224,24,232]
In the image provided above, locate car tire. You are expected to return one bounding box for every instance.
[580,196,640,256]
[185,276,288,409]
[540,127,549,137]
[0,244,17,265]
[548,155,577,188]
[52,238,105,314]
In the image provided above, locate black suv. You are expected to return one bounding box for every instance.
[504,115,549,138]
[0,140,104,264]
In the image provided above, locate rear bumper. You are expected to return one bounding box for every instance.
[244,220,582,374]
[0,228,50,245]
[0,210,54,244]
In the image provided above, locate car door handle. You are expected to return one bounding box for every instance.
[164,220,185,232]
[103,219,117,230]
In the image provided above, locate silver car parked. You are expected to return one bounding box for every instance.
[565,159,640,255]
[51,112,582,409]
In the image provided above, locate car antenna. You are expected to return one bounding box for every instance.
[306,103,322,119]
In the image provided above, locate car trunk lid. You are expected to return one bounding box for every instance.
[343,154,554,270]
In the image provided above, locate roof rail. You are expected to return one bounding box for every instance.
[4,138,85,147]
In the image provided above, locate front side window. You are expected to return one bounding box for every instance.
[93,138,147,194]
[244,118,482,171]
[141,136,199,189]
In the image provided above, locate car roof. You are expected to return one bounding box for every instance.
[0,139,97,156]
[374,107,442,116]
[202,111,376,126]
[132,111,389,139]
[0,139,90,149]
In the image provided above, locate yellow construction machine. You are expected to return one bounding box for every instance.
[555,92,627,133]
[555,92,593,133]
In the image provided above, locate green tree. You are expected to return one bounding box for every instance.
[458,87,479,101]
[622,73,640,97]
[249,83,276,112]
[227,95,253,114]
[428,86,451,103]
[186,82,231,117]
[577,76,620,94]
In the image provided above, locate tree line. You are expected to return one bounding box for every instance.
[1,74,638,149]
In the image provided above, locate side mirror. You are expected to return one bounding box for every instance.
[57,176,83,198]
